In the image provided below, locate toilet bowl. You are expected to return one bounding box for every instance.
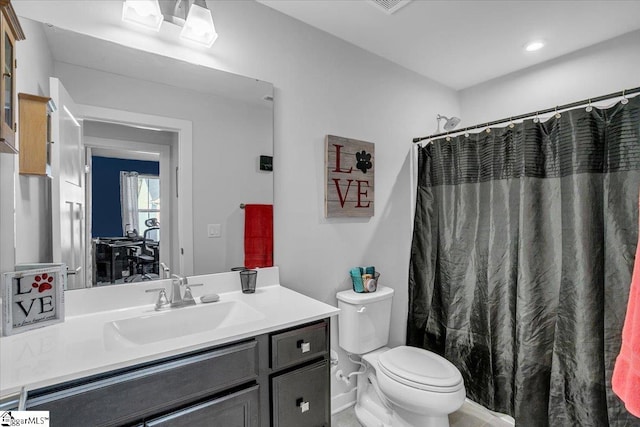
[337,287,465,427]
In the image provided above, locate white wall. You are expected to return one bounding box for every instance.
[460,30,640,125]
[199,1,459,400]
[11,0,459,402]
[6,19,54,267]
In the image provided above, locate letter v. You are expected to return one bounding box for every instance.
[333,179,353,208]
[16,299,35,318]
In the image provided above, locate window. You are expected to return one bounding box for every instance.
[137,174,160,238]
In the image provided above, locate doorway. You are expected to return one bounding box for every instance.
[84,120,175,285]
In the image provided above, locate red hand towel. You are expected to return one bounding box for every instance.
[612,195,640,418]
[244,204,273,269]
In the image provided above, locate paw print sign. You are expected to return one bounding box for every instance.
[356,151,372,173]
[32,273,54,293]
[325,135,375,218]
[2,266,65,335]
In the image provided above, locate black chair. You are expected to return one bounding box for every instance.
[140,226,160,274]
[125,220,160,282]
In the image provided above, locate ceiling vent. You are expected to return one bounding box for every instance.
[368,0,412,15]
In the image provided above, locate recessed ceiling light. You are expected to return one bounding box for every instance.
[525,40,545,52]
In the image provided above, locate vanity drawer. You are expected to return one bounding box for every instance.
[27,340,258,427]
[145,384,259,427]
[272,360,329,427]
[271,321,327,370]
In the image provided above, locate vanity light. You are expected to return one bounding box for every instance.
[524,40,545,52]
[180,0,218,47]
[122,0,218,48]
[122,0,163,31]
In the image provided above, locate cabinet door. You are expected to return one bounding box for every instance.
[0,12,15,148]
[145,385,259,427]
[272,360,329,427]
[27,340,258,427]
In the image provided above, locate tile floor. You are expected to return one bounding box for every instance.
[331,405,362,427]
[331,401,515,427]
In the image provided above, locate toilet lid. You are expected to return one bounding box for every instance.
[378,346,463,392]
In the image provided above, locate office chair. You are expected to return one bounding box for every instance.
[125,219,160,282]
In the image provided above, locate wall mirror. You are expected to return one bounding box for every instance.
[12,18,274,290]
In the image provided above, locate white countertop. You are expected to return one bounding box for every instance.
[0,270,339,397]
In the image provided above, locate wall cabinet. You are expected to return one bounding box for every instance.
[24,318,331,427]
[18,93,53,175]
[0,0,24,154]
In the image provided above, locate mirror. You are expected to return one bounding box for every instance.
[12,18,274,289]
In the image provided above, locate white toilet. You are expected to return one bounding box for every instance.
[336,286,465,427]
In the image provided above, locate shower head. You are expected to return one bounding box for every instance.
[437,114,461,132]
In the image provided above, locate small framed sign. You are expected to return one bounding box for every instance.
[325,135,375,218]
[2,266,65,336]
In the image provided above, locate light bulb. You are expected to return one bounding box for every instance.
[525,41,545,52]
[130,0,154,16]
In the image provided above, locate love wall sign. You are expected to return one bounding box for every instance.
[2,266,65,335]
[325,135,374,218]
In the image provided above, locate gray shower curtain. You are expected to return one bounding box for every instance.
[408,96,640,426]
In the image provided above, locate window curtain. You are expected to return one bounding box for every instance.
[408,96,640,426]
[120,171,139,235]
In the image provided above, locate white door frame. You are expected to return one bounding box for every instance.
[80,104,194,276]
[84,138,169,284]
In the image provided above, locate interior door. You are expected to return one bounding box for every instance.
[50,77,85,290]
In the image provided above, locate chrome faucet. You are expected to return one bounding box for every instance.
[170,274,202,308]
[145,274,203,311]
[160,262,171,279]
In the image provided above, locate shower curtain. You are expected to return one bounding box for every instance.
[408,96,640,426]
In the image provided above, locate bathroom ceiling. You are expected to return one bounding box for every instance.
[258,0,640,90]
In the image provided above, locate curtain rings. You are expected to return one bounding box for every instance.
[554,106,561,119]
[621,89,629,105]
[586,99,593,112]
[509,117,515,129]
[533,111,540,123]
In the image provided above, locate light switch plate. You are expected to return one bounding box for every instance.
[207,224,221,238]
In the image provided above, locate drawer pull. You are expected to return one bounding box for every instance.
[296,397,310,413]
[296,340,311,353]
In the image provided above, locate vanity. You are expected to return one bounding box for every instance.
[0,267,339,427]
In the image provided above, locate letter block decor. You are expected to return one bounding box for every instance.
[325,135,374,218]
[2,266,65,335]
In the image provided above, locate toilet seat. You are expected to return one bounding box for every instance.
[378,346,463,393]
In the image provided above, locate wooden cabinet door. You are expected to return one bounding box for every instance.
[272,360,329,427]
[145,385,259,427]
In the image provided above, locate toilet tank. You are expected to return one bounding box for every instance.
[336,286,394,354]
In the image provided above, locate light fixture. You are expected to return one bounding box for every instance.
[180,0,218,47]
[122,0,163,31]
[122,0,218,47]
[524,40,545,52]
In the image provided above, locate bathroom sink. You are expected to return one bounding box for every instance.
[104,300,264,346]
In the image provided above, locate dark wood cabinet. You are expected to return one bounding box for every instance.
[145,385,260,427]
[272,360,329,427]
[269,319,330,427]
[23,317,332,427]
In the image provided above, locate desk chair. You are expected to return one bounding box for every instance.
[125,224,160,282]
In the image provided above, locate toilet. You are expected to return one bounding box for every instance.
[337,286,465,427]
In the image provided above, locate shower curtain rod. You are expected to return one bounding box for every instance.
[412,86,640,144]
